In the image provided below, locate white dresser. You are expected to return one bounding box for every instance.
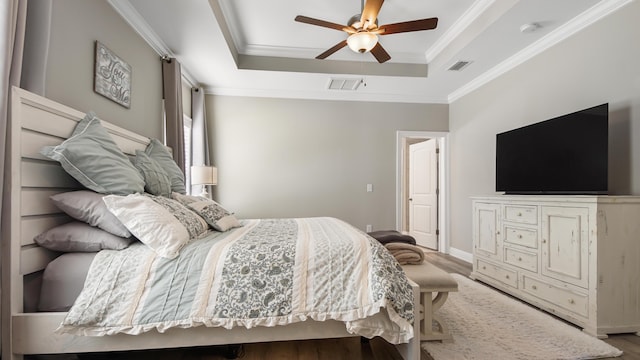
[470,195,640,338]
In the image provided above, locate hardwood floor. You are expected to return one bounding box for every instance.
[30,250,640,360]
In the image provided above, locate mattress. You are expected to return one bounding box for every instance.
[38,252,97,312]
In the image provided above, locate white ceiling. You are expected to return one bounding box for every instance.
[111,0,623,104]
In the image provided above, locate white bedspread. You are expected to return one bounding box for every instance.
[57,217,415,344]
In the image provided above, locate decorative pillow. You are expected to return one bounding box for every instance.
[34,221,134,252]
[40,112,145,195]
[103,194,208,259]
[50,190,131,238]
[143,194,208,239]
[132,150,172,197]
[145,138,186,194]
[171,192,207,204]
[172,192,242,232]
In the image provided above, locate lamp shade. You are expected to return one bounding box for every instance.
[347,32,378,53]
[191,165,217,186]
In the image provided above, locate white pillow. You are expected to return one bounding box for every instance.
[103,194,206,259]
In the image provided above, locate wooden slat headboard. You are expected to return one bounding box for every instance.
[2,86,152,317]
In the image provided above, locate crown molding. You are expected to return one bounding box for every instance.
[107,0,199,88]
[217,0,244,54]
[448,0,634,103]
[426,0,504,63]
[204,85,448,104]
[241,44,427,64]
[107,0,170,56]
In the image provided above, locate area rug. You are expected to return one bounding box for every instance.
[422,274,622,360]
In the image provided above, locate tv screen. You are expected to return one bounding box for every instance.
[496,103,608,194]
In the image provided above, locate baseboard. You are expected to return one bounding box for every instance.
[448,247,472,263]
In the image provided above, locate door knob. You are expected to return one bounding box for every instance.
[409,198,413,201]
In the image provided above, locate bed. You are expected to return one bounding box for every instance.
[2,86,421,360]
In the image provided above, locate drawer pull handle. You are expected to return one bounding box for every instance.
[505,275,510,279]
[482,266,486,270]
[517,212,522,217]
[531,285,537,290]
[542,239,547,244]
[496,231,501,235]
[568,299,575,304]
[517,234,523,239]
[518,257,522,261]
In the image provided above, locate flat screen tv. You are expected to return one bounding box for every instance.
[496,103,608,195]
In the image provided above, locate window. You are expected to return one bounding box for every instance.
[183,115,193,194]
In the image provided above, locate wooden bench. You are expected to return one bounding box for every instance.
[402,261,458,342]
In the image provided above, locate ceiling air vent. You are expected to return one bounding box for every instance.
[327,78,362,91]
[447,60,472,71]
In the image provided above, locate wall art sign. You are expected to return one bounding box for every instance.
[94,41,131,108]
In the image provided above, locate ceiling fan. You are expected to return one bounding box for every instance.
[294,0,438,63]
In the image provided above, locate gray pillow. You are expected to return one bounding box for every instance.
[145,138,186,194]
[34,221,134,252]
[40,112,145,195]
[50,190,131,238]
[133,150,172,197]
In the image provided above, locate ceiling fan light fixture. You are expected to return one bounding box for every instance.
[347,31,378,53]
[295,0,439,63]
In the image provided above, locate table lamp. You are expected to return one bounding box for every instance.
[190,165,217,197]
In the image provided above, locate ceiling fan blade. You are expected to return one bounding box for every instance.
[370,43,391,63]
[316,40,348,60]
[360,0,384,30]
[379,17,438,35]
[295,15,348,32]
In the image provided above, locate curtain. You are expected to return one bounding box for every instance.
[190,87,211,195]
[1,0,27,198]
[20,0,51,95]
[161,57,185,173]
[1,0,27,356]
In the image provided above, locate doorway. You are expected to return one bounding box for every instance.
[396,131,449,253]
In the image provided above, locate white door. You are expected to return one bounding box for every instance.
[409,139,438,249]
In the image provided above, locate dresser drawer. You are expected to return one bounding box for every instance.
[504,225,538,248]
[475,259,518,289]
[521,275,588,318]
[504,205,537,224]
[504,247,537,272]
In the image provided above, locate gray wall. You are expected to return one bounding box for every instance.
[206,95,448,231]
[44,0,162,140]
[448,1,640,254]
